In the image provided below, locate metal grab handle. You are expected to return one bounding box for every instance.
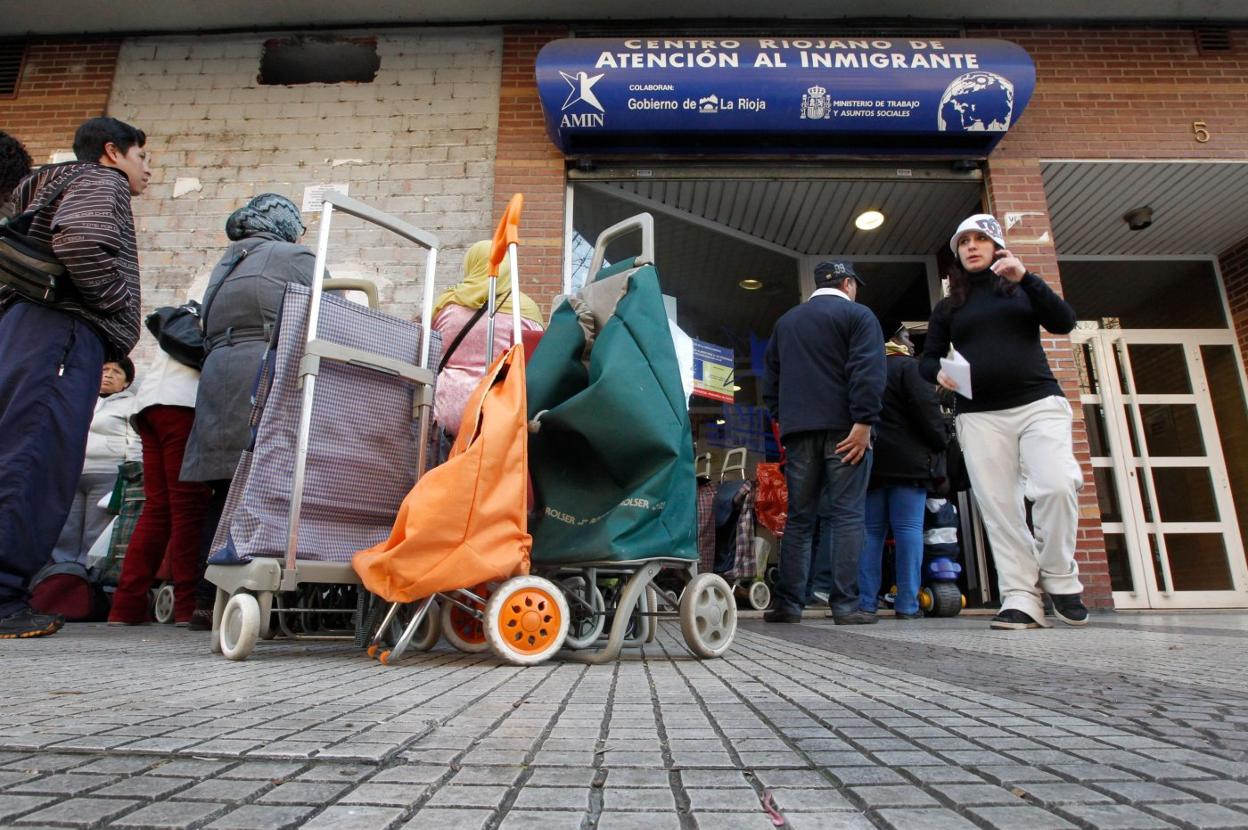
[320,190,439,252]
[587,212,654,282]
[322,278,379,310]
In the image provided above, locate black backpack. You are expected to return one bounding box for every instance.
[0,164,90,304]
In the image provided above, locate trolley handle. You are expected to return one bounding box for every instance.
[489,194,525,345]
[322,278,379,310]
[320,190,439,252]
[587,212,654,282]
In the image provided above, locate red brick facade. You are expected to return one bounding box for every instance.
[495,24,1248,610]
[0,39,121,164]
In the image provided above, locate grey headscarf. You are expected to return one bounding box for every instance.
[225,193,305,243]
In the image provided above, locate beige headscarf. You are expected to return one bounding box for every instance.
[432,240,545,326]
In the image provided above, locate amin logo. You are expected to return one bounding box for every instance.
[560,70,606,128]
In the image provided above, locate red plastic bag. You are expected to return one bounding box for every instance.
[755,462,787,536]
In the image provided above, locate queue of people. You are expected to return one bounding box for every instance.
[763,216,1087,631]
[0,115,1086,640]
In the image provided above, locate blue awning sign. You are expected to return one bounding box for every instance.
[535,38,1036,155]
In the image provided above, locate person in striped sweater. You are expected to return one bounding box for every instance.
[0,117,150,639]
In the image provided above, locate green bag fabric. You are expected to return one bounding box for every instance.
[101,461,144,587]
[526,260,696,565]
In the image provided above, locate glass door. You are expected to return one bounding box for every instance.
[1074,329,1248,608]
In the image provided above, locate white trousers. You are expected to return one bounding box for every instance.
[957,395,1084,621]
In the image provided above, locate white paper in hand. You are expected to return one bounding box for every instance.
[940,349,973,400]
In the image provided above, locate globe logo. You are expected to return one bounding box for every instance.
[937,71,1015,132]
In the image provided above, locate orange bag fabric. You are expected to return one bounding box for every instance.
[352,345,531,602]
[754,461,788,537]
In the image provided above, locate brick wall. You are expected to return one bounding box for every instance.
[493,27,568,316]
[0,39,120,164]
[106,29,501,364]
[1222,236,1248,361]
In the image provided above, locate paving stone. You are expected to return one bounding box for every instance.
[510,787,589,810]
[929,783,1026,807]
[400,808,492,830]
[76,757,159,775]
[94,776,191,800]
[1056,803,1179,828]
[207,804,317,830]
[1173,778,1248,804]
[371,765,446,785]
[218,761,306,781]
[300,805,406,830]
[873,808,981,829]
[848,784,939,809]
[768,787,855,812]
[596,812,684,830]
[495,810,585,829]
[8,773,113,795]
[601,786,676,811]
[602,769,670,787]
[258,780,353,805]
[680,769,750,788]
[523,768,594,787]
[151,760,234,779]
[785,815,877,830]
[111,800,228,828]
[826,766,907,786]
[686,787,763,811]
[1093,781,1201,804]
[0,794,55,822]
[688,812,795,829]
[1016,782,1118,806]
[965,805,1078,830]
[425,784,510,809]
[1148,802,1248,828]
[15,796,141,827]
[751,769,834,789]
[179,777,272,803]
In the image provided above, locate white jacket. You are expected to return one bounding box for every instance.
[83,387,142,474]
[133,348,200,414]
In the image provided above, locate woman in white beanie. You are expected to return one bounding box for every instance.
[919,214,1086,630]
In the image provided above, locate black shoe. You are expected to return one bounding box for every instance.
[764,608,801,624]
[990,609,1043,630]
[894,611,924,620]
[833,610,878,625]
[184,609,213,631]
[1049,593,1089,626]
[0,607,64,639]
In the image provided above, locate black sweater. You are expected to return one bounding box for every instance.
[762,293,885,438]
[919,270,1076,414]
[871,353,950,486]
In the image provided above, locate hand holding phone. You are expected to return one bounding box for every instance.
[989,248,1026,283]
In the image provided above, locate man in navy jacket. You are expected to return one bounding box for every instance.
[762,260,885,624]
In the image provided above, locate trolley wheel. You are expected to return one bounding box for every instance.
[440,587,490,653]
[561,576,605,650]
[923,582,963,617]
[679,573,737,659]
[152,584,176,625]
[209,588,227,655]
[645,585,659,644]
[397,600,441,652]
[220,593,261,661]
[747,580,771,611]
[367,643,380,659]
[485,576,569,666]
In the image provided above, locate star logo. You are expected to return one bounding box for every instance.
[560,70,605,112]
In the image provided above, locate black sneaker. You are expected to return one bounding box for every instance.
[0,607,64,639]
[1050,593,1089,626]
[764,608,801,624]
[833,610,878,625]
[990,609,1043,630]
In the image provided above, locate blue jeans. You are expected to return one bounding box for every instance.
[860,484,927,615]
[805,495,833,602]
[775,430,871,617]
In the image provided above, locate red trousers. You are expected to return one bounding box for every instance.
[109,406,211,624]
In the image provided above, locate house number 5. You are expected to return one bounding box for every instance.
[1193,121,1211,143]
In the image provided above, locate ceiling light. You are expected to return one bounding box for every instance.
[855,210,885,231]
[1123,206,1153,231]
[738,278,763,290]
[715,418,726,425]
[731,384,741,392]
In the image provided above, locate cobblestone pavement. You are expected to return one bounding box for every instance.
[1,612,1246,829]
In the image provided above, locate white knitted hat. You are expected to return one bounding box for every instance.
[949,213,1005,253]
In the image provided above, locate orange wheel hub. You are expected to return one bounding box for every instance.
[499,588,561,655]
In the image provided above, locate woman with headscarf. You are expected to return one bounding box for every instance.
[432,240,545,444]
[179,194,316,627]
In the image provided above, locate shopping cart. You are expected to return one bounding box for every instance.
[526,213,738,662]
[205,192,441,660]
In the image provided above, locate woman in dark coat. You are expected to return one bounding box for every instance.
[179,194,315,624]
[858,324,949,619]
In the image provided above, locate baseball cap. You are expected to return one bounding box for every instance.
[949,213,1006,253]
[813,259,864,286]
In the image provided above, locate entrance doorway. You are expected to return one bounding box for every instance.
[1063,257,1248,609]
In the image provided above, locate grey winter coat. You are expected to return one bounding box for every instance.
[180,234,317,482]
